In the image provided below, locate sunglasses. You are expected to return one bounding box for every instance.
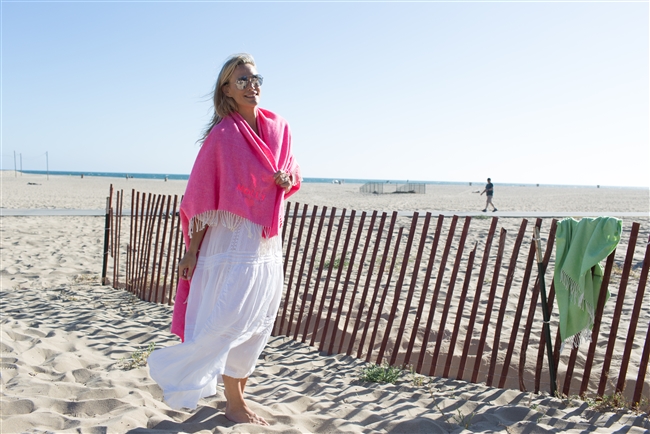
[233,74,263,90]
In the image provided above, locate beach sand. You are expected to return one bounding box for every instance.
[2,172,648,213]
[2,172,649,433]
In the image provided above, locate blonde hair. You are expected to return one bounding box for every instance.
[199,53,256,144]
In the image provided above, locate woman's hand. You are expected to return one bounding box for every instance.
[178,250,198,280]
[274,170,293,193]
[179,226,206,281]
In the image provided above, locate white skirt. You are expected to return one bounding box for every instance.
[148,217,284,410]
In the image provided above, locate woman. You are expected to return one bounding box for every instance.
[148,53,300,426]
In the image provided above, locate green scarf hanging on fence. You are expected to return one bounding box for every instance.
[554,217,622,348]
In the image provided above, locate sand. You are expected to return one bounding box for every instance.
[2,172,648,213]
[1,172,649,433]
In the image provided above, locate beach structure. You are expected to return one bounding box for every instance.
[360,182,426,194]
[103,186,649,406]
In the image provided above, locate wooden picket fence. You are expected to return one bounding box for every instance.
[102,186,650,405]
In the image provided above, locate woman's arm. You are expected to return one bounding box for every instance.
[178,226,207,280]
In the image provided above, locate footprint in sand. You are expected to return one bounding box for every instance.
[0,342,15,353]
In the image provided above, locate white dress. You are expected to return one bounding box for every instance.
[147,215,284,410]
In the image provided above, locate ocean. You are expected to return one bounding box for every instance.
[19,170,472,186]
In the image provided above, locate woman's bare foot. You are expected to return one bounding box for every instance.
[225,405,269,426]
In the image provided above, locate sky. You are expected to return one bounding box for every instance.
[2,1,648,187]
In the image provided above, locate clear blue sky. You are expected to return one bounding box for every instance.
[2,1,648,187]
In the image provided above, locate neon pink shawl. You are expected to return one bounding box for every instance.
[171,108,300,341]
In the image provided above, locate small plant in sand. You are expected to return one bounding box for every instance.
[56,286,80,302]
[636,396,650,414]
[556,393,580,408]
[116,292,140,314]
[525,393,544,412]
[359,362,403,384]
[435,401,452,426]
[583,392,649,414]
[452,408,476,429]
[324,254,349,270]
[70,274,100,284]
[435,401,476,429]
[405,364,426,387]
[556,389,650,415]
[610,263,641,281]
[60,274,101,301]
[119,342,156,370]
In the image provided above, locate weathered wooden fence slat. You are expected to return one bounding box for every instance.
[380,212,418,365]
[473,227,507,384]
[321,209,358,354]
[366,224,402,363]
[340,211,377,356]
[397,212,432,367]
[580,252,616,397]
[144,194,163,301]
[168,202,183,306]
[458,217,498,382]
[631,234,650,404]
[330,210,367,356]
[444,241,477,379]
[351,211,388,358]
[310,208,346,347]
[598,223,640,396]
[286,205,319,338]
[155,196,171,304]
[359,211,397,360]
[294,206,328,342]
[528,219,558,393]
[415,215,446,373]
[281,202,296,277]
[424,213,459,375]
[487,219,528,387]
[635,315,650,405]
[429,216,470,376]
[499,218,540,389]
[150,195,167,302]
[277,202,305,335]
[135,193,148,298]
[617,224,646,395]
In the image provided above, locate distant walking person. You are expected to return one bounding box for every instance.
[480,178,497,212]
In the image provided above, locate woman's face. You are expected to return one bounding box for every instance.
[223,63,262,112]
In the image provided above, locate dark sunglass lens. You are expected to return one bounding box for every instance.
[235,77,247,89]
[234,75,263,89]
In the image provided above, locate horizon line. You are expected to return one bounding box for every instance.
[5,169,649,189]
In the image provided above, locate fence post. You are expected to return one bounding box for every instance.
[101,196,111,285]
[534,226,557,397]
